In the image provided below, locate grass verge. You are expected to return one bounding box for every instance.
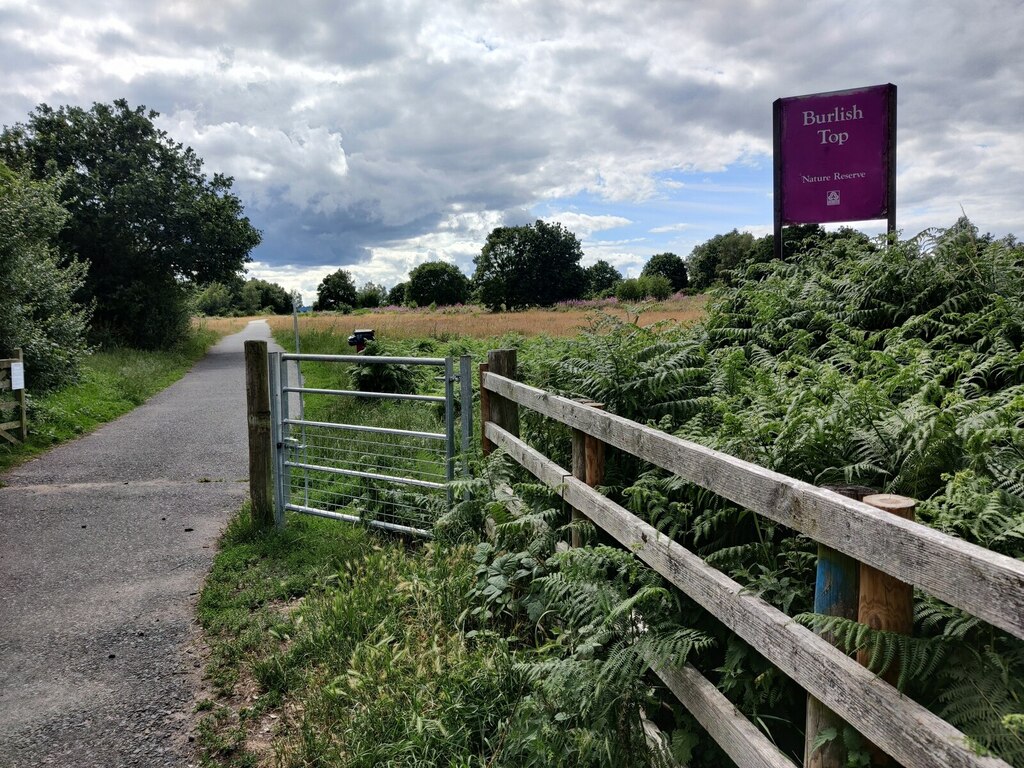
[196,505,519,767]
[0,325,222,473]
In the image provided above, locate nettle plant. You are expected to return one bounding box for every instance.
[478,220,1024,765]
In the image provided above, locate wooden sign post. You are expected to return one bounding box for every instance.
[0,348,28,445]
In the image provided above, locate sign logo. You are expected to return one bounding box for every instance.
[826,190,840,206]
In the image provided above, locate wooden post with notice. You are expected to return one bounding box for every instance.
[485,349,518,444]
[245,340,274,528]
[0,348,27,446]
[15,348,26,443]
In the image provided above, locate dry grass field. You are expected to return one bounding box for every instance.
[198,295,707,341]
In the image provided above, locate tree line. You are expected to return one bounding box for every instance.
[313,219,881,313]
[313,221,697,313]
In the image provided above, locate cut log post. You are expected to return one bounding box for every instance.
[858,493,916,766]
[571,419,587,547]
[806,485,874,768]
[245,340,274,528]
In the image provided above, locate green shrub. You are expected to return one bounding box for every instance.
[0,163,91,391]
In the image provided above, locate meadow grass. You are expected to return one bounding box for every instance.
[200,294,707,341]
[0,325,223,473]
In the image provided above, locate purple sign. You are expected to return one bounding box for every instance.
[774,84,895,225]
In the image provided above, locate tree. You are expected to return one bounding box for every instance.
[407,261,471,306]
[0,100,261,348]
[387,282,408,306]
[687,230,756,290]
[356,282,388,309]
[0,162,91,391]
[615,274,672,302]
[194,281,235,317]
[238,279,293,315]
[584,260,622,298]
[641,252,688,292]
[314,269,357,311]
[473,220,586,310]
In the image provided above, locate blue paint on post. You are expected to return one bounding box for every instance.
[814,544,860,619]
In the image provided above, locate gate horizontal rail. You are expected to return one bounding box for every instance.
[284,459,447,490]
[282,353,448,365]
[283,418,446,441]
[283,386,446,403]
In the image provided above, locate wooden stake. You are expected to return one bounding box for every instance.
[245,340,274,528]
[570,420,587,547]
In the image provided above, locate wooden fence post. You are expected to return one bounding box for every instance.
[479,363,492,455]
[570,401,606,547]
[486,349,518,440]
[805,485,873,768]
[245,340,274,528]
[857,493,916,766]
[859,494,916,674]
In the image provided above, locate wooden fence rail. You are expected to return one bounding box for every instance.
[480,364,1020,768]
[0,349,28,446]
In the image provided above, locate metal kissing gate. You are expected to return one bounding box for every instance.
[268,352,472,537]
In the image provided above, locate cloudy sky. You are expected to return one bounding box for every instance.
[2,0,1022,302]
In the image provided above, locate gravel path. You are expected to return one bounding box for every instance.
[0,321,282,767]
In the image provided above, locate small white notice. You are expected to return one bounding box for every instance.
[10,362,24,391]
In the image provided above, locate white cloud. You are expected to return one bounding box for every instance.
[650,223,691,234]
[542,212,632,238]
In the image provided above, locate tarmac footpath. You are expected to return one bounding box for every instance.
[0,320,283,767]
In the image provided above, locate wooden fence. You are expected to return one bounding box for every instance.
[479,349,1024,768]
[0,349,27,446]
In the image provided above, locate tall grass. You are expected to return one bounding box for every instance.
[197,506,520,767]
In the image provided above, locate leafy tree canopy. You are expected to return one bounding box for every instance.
[238,279,293,315]
[356,282,388,309]
[0,161,91,391]
[0,100,262,348]
[407,261,470,307]
[686,229,756,290]
[584,260,622,298]
[387,282,408,306]
[314,269,357,311]
[641,252,688,291]
[473,220,586,311]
